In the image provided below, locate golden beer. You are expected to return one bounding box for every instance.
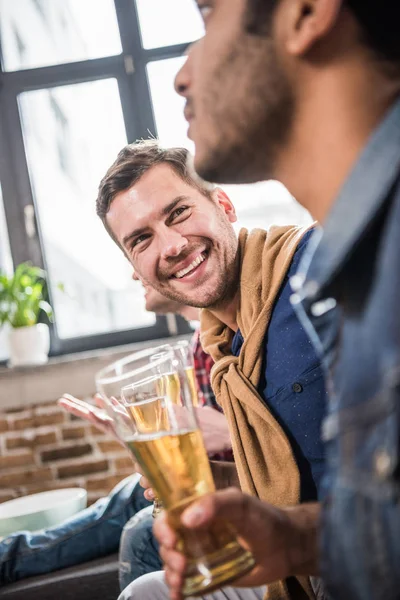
[126,396,170,433]
[126,429,255,597]
[156,371,181,405]
[184,366,199,407]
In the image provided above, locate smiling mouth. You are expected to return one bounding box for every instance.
[172,251,207,279]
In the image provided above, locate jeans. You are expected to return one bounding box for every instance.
[119,506,162,591]
[0,474,151,585]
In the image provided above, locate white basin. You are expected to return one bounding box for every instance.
[0,488,87,537]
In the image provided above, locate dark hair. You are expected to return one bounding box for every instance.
[96,140,213,240]
[345,1,400,65]
[245,0,400,66]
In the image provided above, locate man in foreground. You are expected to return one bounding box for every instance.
[152,1,400,600]
[96,140,326,598]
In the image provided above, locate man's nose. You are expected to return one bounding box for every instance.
[174,50,191,97]
[159,229,188,260]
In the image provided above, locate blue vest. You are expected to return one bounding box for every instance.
[232,230,326,502]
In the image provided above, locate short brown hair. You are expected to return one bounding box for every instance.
[96,140,214,240]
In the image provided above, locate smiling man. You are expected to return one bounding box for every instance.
[97,140,326,600]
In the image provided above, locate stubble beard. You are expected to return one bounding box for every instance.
[153,236,239,310]
[194,34,294,185]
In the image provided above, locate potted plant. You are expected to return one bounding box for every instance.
[0,263,53,367]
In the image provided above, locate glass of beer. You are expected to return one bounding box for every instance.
[95,346,182,516]
[120,362,255,597]
[171,340,199,407]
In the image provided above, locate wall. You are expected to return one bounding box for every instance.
[0,400,134,505]
[0,335,186,506]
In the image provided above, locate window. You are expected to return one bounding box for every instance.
[0,1,308,361]
[0,0,121,71]
[136,0,204,49]
[19,79,155,342]
[0,186,13,362]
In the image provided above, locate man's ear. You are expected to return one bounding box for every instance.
[213,188,237,223]
[278,0,343,57]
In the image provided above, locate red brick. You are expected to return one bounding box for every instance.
[41,443,93,463]
[97,440,125,454]
[114,456,136,471]
[11,412,65,431]
[0,450,35,469]
[35,412,66,427]
[57,459,108,479]
[87,492,106,505]
[5,431,57,450]
[85,474,125,492]
[89,425,106,437]
[10,416,36,431]
[0,467,53,488]
[61,425,87,440]
[21,481,83,495]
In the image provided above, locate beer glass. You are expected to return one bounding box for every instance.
[148,340,199,407]
[171,339,199,407]
[120,363,255,597]
[95,346,178,515]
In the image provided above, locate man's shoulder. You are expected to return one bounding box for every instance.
[288,227,316,275]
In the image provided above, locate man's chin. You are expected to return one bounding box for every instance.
[162,284,216,309]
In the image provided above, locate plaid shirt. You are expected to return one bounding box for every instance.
[191,328,234,462]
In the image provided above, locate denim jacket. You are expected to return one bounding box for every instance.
[291,99,400,600]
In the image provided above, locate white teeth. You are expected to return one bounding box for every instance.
[174,254,205,279]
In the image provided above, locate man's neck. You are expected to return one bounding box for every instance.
[208,292,239,333]
[274,66,400,223]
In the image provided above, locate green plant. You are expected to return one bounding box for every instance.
[0,262,53,328]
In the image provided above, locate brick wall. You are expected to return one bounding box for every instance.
[0,401,136,505]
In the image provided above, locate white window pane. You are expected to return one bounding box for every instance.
[147,57,312,229]
[147,57,193,151]
[137,0,204,49]
[0,0,121,71]
[19,79,155,340]
[0,185,12,362]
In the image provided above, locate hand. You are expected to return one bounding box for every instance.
[194,406,232,455]
[59,393,156,499]
[154,488,320,600]
[58,393,119,438]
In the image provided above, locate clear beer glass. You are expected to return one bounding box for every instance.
[120,356,255,598]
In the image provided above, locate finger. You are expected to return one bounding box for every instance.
[144,488,155,501]
[94,393,106,410]
[60,395,92,410]
[60,397,111,424]
[164,568,185,600]
[139,475,150,489]
[159,546,186,572]
[181,488,249,528]
[58,398,91,417]
[154,512,178,549]
[60,393,80,403]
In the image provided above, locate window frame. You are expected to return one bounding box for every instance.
[0,0,193,361]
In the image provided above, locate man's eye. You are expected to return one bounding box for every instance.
[171,206,188,220]
[131,235,148,249]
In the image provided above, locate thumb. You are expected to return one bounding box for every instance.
[181,488,254,531]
